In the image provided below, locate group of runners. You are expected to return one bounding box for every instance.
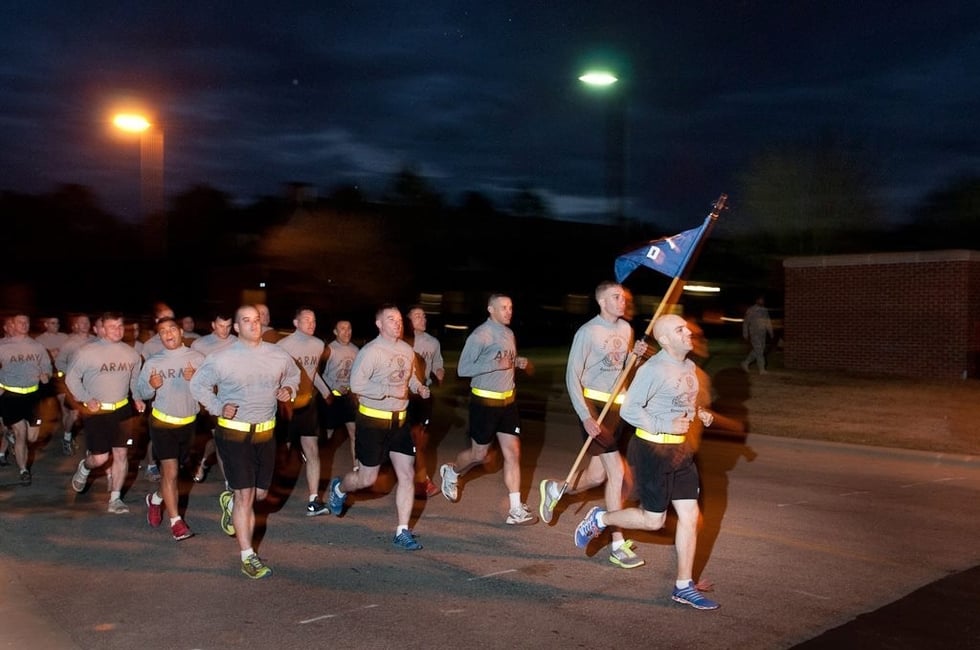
[0,284,720,609]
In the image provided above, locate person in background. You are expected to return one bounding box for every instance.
[0,312,52,485]
[319,319,359,470]
[741,295,773,374]
[325,304,430,550]
[189,312,238,485]
[405,305,444,499]
[276,307,333,517]
[439,293,538,526]
[67,312,143,514]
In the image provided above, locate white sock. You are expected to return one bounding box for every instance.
[611,539,623,551]
[309,494,318,502]
[170,516,182,526]
[508,492,521,510]
[241,548,254,561]
[677,580,692,589]
[596,511,607,528]
[396,525,408,535]
[151,492,164,505]
[77,460,91,476]
[110,491,121,501]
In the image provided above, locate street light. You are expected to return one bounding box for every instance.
[113,111,166,258]
[579,69,626,225]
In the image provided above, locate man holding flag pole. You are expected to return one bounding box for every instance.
[538,280,649,568]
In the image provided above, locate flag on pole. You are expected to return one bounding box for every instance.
[614,216,711,282]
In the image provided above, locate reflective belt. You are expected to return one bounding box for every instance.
[56,371,65,378]
[331,389,344,397]
[635,428,686,444]
[471,387,514,400]
[151,408,196,426]
[0,383,39,395]
[358,404,406,424]
[217,417,276,433]
[99,398,129,411]
[583,387,624,405]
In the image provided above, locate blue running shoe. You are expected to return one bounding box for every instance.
[574,506,605,548]
[392,529,422,550]
[671,581,720,610]
[327,477,346,516]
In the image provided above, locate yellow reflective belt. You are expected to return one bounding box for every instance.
[471,387,514,400]
[99,398,129,411]
[635,429,686,444]
[583,388,624,405]
[331,389,343,397]
[217,417,276,433]
[0,383,39,394]
[151,408,196,426]
[358,404,407,423]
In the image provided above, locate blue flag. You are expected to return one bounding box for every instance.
[614,216,710,282]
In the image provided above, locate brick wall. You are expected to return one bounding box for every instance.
[783,250,980,379]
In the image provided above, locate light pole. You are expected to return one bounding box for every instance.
[579,70,626,225]
[113,112,166,258]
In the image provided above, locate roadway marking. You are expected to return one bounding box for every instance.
[777,501,809,507]
[901,477,966,488]
[299,604,379,624]
[837,490,870,497]
[792,590,831,600]
[468,569,518,581]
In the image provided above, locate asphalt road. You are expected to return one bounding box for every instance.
[2,359,979,650]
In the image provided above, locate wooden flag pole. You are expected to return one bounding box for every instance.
[554,194,727,501]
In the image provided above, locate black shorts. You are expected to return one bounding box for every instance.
[83,405,135,454]
[322,393,356,429]
[0,390,41,426]
[467,398,521,446]
[407,394,433,428]
[626,436,700,512]
[214,433,276,491]
[578,398,634,457]
[286,401,319,445]
[353,414,415,467]
[148,418,195,461]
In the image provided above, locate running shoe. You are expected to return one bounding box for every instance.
[145,493,163,527]
[171,519,195,541]
[0,453,7,467]
[439,463,458,502]
[574,506,605,548]
[71,460,88,493]
[392,529,423,550]
[19,468,32,486]
[326,477,346,516]
[219,490,236,536]
[608,539,645,569]
[145,464,161,482]
[671,581,720,610]
[306,498,329,517]
[192,463,209,483]
[241,553,272,579]
[62,437,75,456]
[538,479,561,524]
[107,498,129,514]
[505,503,538,526]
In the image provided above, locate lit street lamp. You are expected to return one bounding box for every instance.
[113,112,166,258]
[579,69,626,225]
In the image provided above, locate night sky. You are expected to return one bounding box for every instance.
[1,2,977,229]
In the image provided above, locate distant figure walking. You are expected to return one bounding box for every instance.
[741,296,773,374]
